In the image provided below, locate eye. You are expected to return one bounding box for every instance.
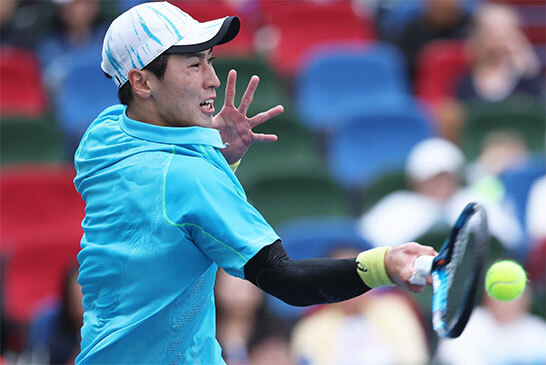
[208,57,216,65]
[190,63,200,68]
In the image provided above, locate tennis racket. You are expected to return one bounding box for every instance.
[409,202,489,338]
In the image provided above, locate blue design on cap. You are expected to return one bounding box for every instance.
[163,3,191,23]
[131,19,150,57]
[146,5,183,40]
[124,44,138,69]
[135,9,163,46]
[132,18,143,42]
[129,45,145,68]
[104,32,123,77]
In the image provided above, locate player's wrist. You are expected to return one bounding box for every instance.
[356,247,396,288]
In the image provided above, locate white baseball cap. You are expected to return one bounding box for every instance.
[101,1,240,87]
[405,138,465,182]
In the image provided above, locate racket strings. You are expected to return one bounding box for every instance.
[445,227,473,326]
[442,208,488,335]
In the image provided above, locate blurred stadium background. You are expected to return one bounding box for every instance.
[0,0,544,363]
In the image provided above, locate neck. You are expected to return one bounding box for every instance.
[126,101,167,127]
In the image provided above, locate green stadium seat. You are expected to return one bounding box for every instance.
[0,116,64,166]
[244,171,350,228]
[212,56,293,118]
[461,99,546,161]
[362,170,408,211]
[236,114,323,186]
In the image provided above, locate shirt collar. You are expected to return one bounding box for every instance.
[120,108,226,148]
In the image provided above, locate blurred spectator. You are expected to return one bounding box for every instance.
[526,175,546,244]
[466,130,530,185]
[0,0,38,49]
[290,247,428,365]
[456,3,543,103]
[25,264,82,364]
[215,268,291,365]
[431,3,543,143]
[434,287,546,364]
[357,138,524,251]
[215,268,261,364]
[396,0,472,87]
[247,309,293,365]
[37,0,106,93]
[526,238,545,319]
[35,0,110,159]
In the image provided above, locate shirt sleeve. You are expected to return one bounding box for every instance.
[164,155,280,278]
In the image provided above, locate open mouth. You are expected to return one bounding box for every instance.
[199,98,215,114]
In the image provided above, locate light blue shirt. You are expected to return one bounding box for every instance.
[74,105,279,364]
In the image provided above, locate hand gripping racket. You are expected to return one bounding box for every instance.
[409,202,489,338]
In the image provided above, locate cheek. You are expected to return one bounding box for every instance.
[159,86,190,115]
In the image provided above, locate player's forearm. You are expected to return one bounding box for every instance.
[244,241,370,306]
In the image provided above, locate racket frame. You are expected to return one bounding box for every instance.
[430,202,489,338]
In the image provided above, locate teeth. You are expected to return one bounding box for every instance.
[200,99,213,108]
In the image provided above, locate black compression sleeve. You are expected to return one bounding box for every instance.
[244,241,371,306]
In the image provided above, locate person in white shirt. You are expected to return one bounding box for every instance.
[434,287,546,365]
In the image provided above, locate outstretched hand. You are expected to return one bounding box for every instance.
[385,242,438,293]
[213,69,284,164]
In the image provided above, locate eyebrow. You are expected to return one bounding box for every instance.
[187,49,213,60]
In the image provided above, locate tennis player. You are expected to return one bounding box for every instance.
[74,2,436,363]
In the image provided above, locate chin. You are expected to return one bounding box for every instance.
[199,116,214,127]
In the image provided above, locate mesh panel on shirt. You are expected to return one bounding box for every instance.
[165,265,218,363]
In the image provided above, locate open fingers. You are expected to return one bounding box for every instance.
[249,105,284,128]
[238,75,260,116]
[252,133,278,143]
[412,242,438,257]
[224,69,237,108]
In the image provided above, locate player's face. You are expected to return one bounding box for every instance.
[149,49,220,128]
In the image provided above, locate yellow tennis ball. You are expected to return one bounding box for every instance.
[485,260,527,301]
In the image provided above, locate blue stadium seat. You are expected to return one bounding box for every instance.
[54,51,118,155]
[278,216,373,260]
[377,0,425,42]
[377,0,481,42]
[295,42,412,132]
[501,156,546,236]
[326,103,434,190]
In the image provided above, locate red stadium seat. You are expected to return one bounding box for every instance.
[170,0,255,56]
[415,40,469,105]
[0,47,48,118]
[260,0,376,75]
[522,25,546,44]
[0,164,85,255]
[1,164,84,323]
[4,239,80,323]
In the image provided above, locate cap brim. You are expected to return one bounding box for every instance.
[165,16,240,54]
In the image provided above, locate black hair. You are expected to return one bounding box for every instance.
[104,53,170,106]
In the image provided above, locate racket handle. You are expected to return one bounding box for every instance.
[409,255,434,285]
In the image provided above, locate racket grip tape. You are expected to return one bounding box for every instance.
[409,256,434,285]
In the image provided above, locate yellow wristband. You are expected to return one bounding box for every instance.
[356,247,396,288]
[229,160,241,172]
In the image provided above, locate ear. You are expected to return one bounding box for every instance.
[128,69,152,99]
